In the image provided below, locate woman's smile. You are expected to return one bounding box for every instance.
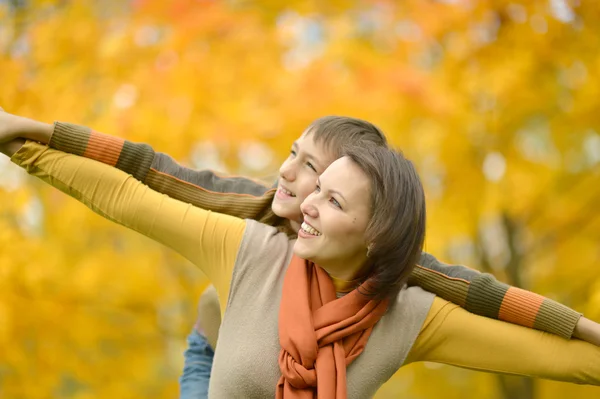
[298,221,321,238]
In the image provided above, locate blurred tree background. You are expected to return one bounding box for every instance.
[0,0,599,398]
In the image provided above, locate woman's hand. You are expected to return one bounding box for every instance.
[0,137,26,157]
[574,316,600,347]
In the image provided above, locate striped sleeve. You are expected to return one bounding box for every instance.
[408,253,582,339]
[50,122,154,182]
[49,122,287,228]
[146,153,284,226]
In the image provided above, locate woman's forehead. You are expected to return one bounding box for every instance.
[320,157,372,207]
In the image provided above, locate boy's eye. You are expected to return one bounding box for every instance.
[330,197,342,209]
[290,149,297,157]
[306,162,317,172]
[314,184,321,193]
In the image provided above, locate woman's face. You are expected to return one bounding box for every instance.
[271,131,336,226]
[293,156,372,281]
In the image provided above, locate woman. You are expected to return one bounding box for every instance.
[2,129,600,397]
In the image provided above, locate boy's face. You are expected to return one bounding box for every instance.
[271,131,336,228]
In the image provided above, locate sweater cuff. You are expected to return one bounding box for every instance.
[533,299,582,340]
[49,121,92,156]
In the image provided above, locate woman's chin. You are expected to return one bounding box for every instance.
[292,241,313,260]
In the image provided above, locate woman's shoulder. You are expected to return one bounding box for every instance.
[227,220,295,304]
[238,219,295,264]
[395,285,435,306]
[387,285,436,322]
[243,219,294,241]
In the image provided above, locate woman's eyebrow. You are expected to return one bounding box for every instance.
[316,178,346,202]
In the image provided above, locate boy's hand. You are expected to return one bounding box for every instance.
[574,316,600,347]
[0,106,23,144]
[0,106,53,145]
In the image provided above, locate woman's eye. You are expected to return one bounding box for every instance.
[306,162,317,172]
[330,197,342,209]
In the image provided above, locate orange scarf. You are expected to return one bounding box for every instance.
[276,255,389,399]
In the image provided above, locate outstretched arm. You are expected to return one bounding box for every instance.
[0,110,284,227]
[411,252,587,340]
[48,121,285,226]
[8,141,244,311]
[406,297,600,385]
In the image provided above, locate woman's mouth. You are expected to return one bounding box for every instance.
[299,221,321,237]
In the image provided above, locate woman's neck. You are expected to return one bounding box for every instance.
[320,257,370,291]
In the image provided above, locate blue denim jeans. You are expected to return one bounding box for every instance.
[179,329,214,399]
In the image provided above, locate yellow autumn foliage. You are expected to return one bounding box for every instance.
[1,1,599,398]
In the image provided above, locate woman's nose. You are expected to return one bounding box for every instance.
[300,197,319,219]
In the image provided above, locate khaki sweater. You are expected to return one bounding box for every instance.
[210,220,433,398]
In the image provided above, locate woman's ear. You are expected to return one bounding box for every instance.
[366,243,374,258]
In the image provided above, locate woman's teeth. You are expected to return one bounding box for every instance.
[301,222,321,236]
[280,188,295,197]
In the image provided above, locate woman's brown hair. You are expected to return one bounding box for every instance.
[344,144,426,300]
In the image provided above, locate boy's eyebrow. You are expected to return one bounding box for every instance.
[293,141,323,170]
[316,178,346,202]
